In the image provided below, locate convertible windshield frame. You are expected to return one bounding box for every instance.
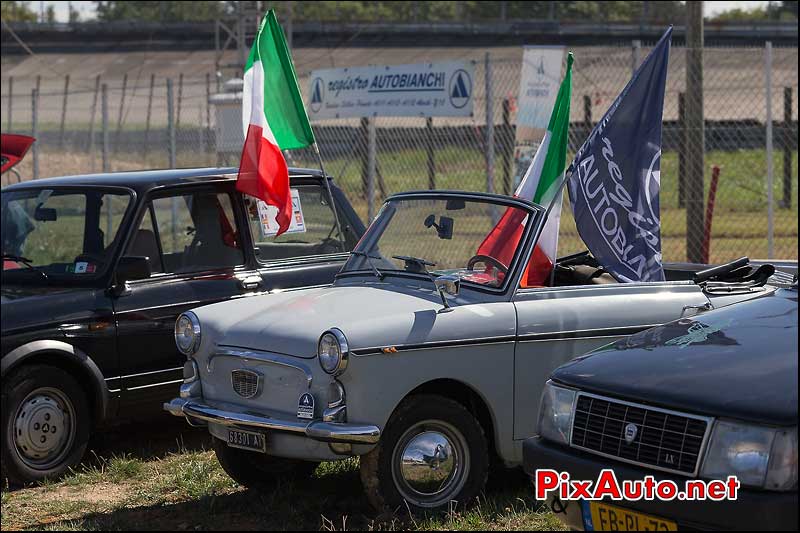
[1,184,137,283]
[337,190,546,297]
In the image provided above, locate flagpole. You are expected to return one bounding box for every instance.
[544,168,573,287]
[313,142,346,252]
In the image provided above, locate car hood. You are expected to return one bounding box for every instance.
[194,282,516,359]
[552,288,798,426]
[1,284,96,333]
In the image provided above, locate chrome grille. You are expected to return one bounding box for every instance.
[231,369,261,399]
[570,393,711,476]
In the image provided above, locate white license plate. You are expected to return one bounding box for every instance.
[227,429,266,453]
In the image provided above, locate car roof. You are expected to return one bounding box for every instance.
[2,166,327,194]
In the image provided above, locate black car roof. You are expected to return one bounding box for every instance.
[2,166,327,194]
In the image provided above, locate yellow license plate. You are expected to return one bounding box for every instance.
[589,502,677,531]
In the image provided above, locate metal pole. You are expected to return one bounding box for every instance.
[176,72,184,131]
[59,74,70,149]
[31,88,39,179]
[205,72,212,152]
[685,1,705,264]
[313,143,345,252]
[783,87,793,209]
[88,75,100,170]
[426,117,435,189]
[6,76,12,131]
[485,52,495,195]
[144,74,154,158]
[114,73,128,153]
[286,0,293,50]
[631,40,641,76]
[167,78,176,169]
[765,41,774,258]
[101,83,109,173]
[367,117,377,221]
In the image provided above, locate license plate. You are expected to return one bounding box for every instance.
[584,501,677,531]
[227,429,266,453]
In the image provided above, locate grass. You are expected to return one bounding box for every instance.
[0,421,565,531]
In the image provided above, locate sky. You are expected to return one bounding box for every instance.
[39,1,774,23]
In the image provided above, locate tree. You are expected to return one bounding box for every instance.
[93,1,228,22]
[0,1,38,22]
[45,4,56,23]
[68,2,81,23]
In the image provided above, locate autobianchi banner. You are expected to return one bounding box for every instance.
[307,61,474,119]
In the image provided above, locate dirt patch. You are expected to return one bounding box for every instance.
[44,482,130,505]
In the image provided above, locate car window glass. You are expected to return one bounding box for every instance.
[127,207,164,274]
[243,185,343,261]
[129,190,243,275]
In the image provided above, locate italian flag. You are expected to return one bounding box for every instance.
[238,10,315,236]
[476,52,573,287]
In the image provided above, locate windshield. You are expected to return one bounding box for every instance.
[343,196,532,288]
[2,188,131,280]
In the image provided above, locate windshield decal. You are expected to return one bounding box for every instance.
[257,188,306,237]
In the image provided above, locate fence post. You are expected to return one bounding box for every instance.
[144,74,155,158]
[206,72,212,153]
[426,117,435,189]
[764,41,774,259]
[783,87,793,209]
[367,117,377,222]
[583,94,592,138]
[114,73,128,153]
[167,78,176,169]
[88,75,100,170]
[485,52,495,195]
[59,74,70,149]
[176,72,184,131]
[360,117,369,198]
[31,88,39,179]
[678,92,686,208]
[6,76,12,131]
[501,98,513,195]
[101,83,109,173]
[685,0,705,264]
[631,39,641,76]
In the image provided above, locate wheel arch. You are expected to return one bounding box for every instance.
[1,340,110,424]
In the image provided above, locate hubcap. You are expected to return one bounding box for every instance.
[13,388,75,470]
[392,420,469,507]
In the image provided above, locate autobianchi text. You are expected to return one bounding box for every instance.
[535,469,740,501]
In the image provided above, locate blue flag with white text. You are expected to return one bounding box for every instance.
[567,27,672,282]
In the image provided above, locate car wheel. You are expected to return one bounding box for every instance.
[212,437,318,489]
[360,394,489,513]
[1,365,91,486]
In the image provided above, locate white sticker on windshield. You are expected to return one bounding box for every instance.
[257,189,306,237]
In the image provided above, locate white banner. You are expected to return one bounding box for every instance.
[307,61,474,119]
[513,46,565,187]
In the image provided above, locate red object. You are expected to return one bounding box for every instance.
[1,133,36,174]
[701,165,721,264]
[236,124,292,236]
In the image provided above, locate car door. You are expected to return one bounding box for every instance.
[511,281,711,440]
[240,177,362,292]
[113,182,261,415]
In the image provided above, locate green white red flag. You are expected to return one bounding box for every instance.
[476,52,573,286]
[237,10,315,236]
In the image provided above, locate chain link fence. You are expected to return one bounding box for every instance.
[2,43,797,263]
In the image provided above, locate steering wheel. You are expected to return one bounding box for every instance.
[467,254,508,276]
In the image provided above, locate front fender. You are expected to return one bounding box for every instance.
[1,339,110,422]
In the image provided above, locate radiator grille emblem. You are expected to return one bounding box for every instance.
[231,369,261,399]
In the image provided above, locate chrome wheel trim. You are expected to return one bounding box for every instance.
[12,387,76,471]
[391,419,470,508]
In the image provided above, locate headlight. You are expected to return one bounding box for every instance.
[537,381,577,446]
[701,421,798,490]
[317,328,349,375]
[175,312,201,356]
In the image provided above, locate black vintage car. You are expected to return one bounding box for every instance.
[1,167,365,484]
[524,281,798,531]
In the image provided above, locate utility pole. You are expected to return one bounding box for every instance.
[685,1,705,264]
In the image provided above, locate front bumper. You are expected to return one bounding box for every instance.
[164,397,381,445]
[523,437,798,531]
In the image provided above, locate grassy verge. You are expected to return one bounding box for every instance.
[1,421,564,531]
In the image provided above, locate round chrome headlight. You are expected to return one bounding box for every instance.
[175,312,201,357]
[318,328,349,375]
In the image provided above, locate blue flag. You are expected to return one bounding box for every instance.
[567,27,672,282]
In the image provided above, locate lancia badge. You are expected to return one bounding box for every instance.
[624,423,638,444]
[297,392,315,420]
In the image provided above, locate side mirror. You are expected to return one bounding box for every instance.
[434,274,460,312]
[116,255,151,283]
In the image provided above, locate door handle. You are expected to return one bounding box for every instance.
[238,275,263,291]
[681,302,712,317]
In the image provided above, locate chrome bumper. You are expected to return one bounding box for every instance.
[163,398,380,445]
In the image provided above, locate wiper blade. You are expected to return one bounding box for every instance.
[350,250,384,280]
[2,253,49,280]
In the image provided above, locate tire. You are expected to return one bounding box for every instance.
[212,437,318,490]
[1,365,91,486]
[360,394,489,513]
